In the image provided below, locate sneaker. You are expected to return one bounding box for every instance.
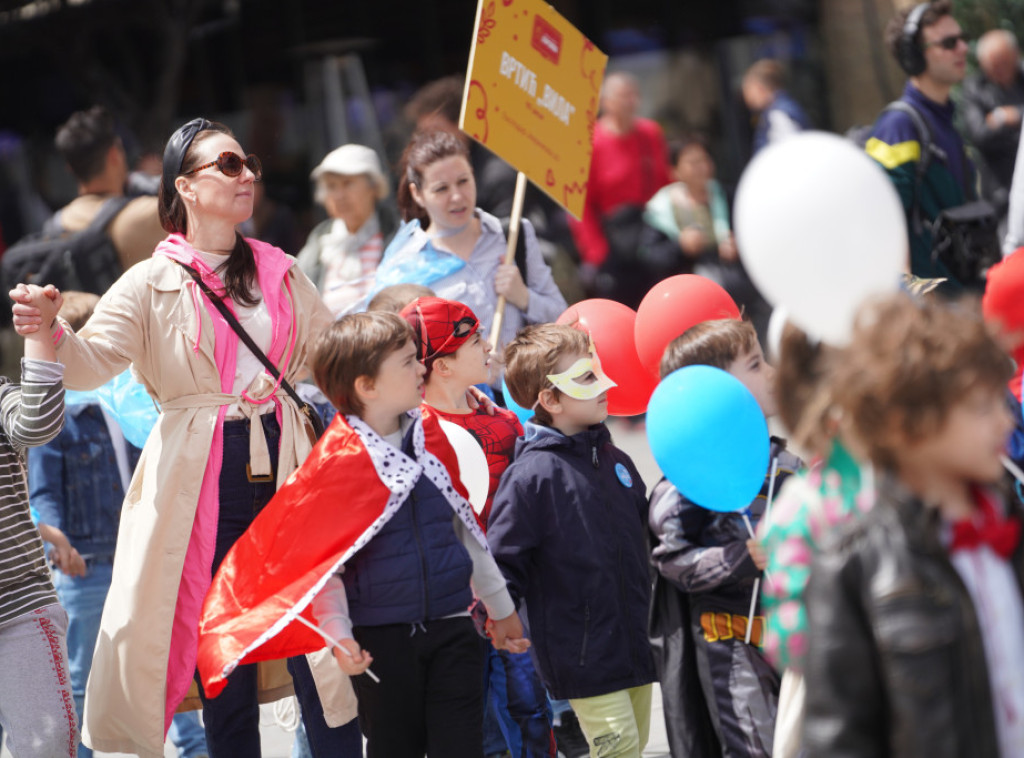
[553,711,589,758]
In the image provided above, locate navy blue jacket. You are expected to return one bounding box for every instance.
[343,422,474,627]
[866,82,976,286]
[487,423,656,700]
[28,402,141,558]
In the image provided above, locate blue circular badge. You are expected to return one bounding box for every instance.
[615,463,633,488]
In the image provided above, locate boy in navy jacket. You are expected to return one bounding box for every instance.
[488,323,656,758]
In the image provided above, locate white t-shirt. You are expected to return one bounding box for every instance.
[198,251,274,418]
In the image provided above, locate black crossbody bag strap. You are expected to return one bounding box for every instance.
[176,262,309,414]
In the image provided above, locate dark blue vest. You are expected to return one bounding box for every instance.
[343,428,474,627]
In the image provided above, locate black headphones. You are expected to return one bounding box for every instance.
[896,3,931,76]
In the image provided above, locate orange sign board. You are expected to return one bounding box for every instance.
[460,0,607,220]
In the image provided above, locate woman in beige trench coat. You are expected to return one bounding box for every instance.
[12,119,359,758]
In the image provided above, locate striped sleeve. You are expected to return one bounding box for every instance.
[0,365,62,624]
[0,360,65,452]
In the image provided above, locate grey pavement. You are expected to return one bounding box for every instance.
[2,417,671,758]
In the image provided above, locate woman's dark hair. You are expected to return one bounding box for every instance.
[396,129,471,225]
[157,121,258,306]
[668,133,710,167]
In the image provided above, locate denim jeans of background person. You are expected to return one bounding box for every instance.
[29,398,210,758]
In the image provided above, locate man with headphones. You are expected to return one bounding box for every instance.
[865,1,976,289]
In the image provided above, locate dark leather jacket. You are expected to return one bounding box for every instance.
[803,474,1024,758]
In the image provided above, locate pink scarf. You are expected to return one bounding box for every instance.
[153,233,295,731]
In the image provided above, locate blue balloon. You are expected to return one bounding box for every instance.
[646,365,769,512]
[502,378,533,427]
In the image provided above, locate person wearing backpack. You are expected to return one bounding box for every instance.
[0,106,165,302]
[864,1,976,290]
[52,107,167,274]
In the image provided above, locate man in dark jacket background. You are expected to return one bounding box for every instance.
[865,1,974,288]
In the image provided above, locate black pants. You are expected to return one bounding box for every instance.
[196,415,361,758]
[351,617,485,758]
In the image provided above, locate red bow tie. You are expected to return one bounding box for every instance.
[949,490,1022,559]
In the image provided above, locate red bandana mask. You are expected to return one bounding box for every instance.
[400,297,481,364]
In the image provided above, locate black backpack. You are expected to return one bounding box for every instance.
[1,196,130,320]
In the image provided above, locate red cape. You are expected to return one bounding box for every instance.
[196,407,466,697]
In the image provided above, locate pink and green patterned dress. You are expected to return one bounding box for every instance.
[760,440,875,672]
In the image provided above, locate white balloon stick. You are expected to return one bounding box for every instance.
[1001,454,1024,485]
[745,578,760,645]
[295,614,380,683]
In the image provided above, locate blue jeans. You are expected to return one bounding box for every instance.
[195,415,283,758]
[483,646,555,757]
[54,560,209,758]
[167,711,209,758]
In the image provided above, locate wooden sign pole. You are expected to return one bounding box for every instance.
[488,170,529,349]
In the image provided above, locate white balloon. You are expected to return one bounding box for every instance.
[734,131,906,345]
[438,419,490,515]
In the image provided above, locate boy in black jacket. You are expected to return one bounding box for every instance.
[804,294,1024,758]
[488,323,656,758]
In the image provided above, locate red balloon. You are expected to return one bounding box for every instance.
[635,275,741,376]
[557,299,658,416]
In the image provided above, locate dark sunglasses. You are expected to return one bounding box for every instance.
[927,33,969,51]
[183,151,263,181]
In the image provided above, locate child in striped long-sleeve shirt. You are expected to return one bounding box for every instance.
[3,282,76,757]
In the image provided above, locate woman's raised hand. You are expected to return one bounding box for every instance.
[9,283,62,336]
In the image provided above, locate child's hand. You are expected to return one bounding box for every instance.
[466,386,497,416]
[487,612,531,653]
[10,284,62,336]
[746,538,767,571]
[331,638,374,677]
[50,545,87,577]
[39,523,87,577]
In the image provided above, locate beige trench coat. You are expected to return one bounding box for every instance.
[54,254,344,757]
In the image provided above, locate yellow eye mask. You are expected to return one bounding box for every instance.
[546,354,617,400]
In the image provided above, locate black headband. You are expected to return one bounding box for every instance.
[161,117,211,199]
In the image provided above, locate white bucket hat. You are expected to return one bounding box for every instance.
[310,144,389,199]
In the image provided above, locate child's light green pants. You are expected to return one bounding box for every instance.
[569,683,652,757]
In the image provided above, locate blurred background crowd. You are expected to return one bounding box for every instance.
[0,0,1021,376]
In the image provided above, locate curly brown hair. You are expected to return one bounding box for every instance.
[832,293,1012,470]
